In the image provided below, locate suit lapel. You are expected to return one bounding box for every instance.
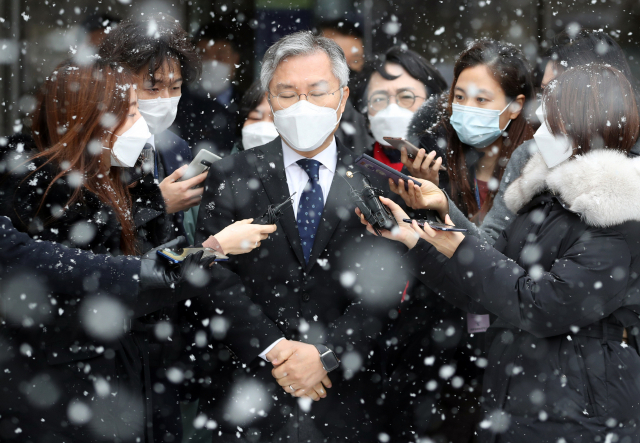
[306,139,358,273]
[253,138,306,267]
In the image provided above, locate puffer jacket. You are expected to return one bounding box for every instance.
[404,149,640,442]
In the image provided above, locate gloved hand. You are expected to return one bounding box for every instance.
[139,236,218,291]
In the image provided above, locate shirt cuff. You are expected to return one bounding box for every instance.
[206,236,225,255]
[259,337,286,361]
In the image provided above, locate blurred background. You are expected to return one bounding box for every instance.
[1,0,639,136]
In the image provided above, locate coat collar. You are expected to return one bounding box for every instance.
[504,149,640,228]
[252,136,356,272]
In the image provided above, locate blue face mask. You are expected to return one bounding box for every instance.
[450,101,513,149]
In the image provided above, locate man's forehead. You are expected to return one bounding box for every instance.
[140,59,181,81]
[272,53,336,88]
[274,78,330,90]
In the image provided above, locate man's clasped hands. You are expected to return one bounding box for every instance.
[265,340,332,402]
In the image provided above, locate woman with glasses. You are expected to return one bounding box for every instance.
[354,46,447,170]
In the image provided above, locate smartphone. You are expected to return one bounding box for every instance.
[383,137,421,159]
[384,136,446,171]
[179,150,222,182]
[354,154,421,190]
[157,247,229,264]
[402,218,468,232]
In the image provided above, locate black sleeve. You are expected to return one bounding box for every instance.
[404,231,631,338]
[195,162,285,362]
[0,216,140,301]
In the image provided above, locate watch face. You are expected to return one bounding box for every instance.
[322,352,340,372]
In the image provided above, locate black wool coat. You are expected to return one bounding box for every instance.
[404,150,640,443]
[0,144,187,443]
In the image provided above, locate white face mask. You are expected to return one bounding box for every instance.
[368,104,415,146]
[109,117,152,167]
[241,121,279,150]
[533,105,573,168]
[273,91,343,152]
[199,61,232,95]
[138,95,181,135]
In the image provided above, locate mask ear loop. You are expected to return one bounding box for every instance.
[266,93,284,140]
[499,100,518,132]
[334,87,345,112]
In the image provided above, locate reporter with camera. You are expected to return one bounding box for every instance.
[359,65,640,443]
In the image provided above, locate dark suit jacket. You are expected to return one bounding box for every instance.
[194,137,410,442]
[154,129,192,240]
[155,129,192,177]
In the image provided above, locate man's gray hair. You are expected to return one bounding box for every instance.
[260,31,349,91]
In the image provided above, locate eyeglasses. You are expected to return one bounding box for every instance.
[368,90,426,112]
[268,87,343,109]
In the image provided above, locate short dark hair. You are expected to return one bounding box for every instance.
[317,19,363,40]
[354,46,448,113]
[237,80,266,137]
[98,13,201,86]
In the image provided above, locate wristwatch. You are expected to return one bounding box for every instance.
[314,344,340,372]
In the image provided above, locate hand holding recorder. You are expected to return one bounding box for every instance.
[356,196,466,258]
[141,236,219,291]
[203,220,277,256]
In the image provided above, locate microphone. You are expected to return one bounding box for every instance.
[252,193,297,225]
[344,170,397,236]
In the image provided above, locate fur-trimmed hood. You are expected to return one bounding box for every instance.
[504,149,640,228]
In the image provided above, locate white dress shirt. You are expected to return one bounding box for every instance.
[257,138,338,361]
[282,138,338,218]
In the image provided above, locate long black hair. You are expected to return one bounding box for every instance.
[444,39,535,220]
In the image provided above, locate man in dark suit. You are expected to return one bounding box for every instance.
[194,31,409,442]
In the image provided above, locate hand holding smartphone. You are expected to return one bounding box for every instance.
[354,154,422,190]
[384,137,446,172]
[179,150,222,183]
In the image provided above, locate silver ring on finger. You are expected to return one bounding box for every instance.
[289,385,294,392]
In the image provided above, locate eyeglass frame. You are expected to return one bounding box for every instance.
[267,86,345,110]
[367,90,427,112]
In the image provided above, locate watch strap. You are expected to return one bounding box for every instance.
[314,344,340,372]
